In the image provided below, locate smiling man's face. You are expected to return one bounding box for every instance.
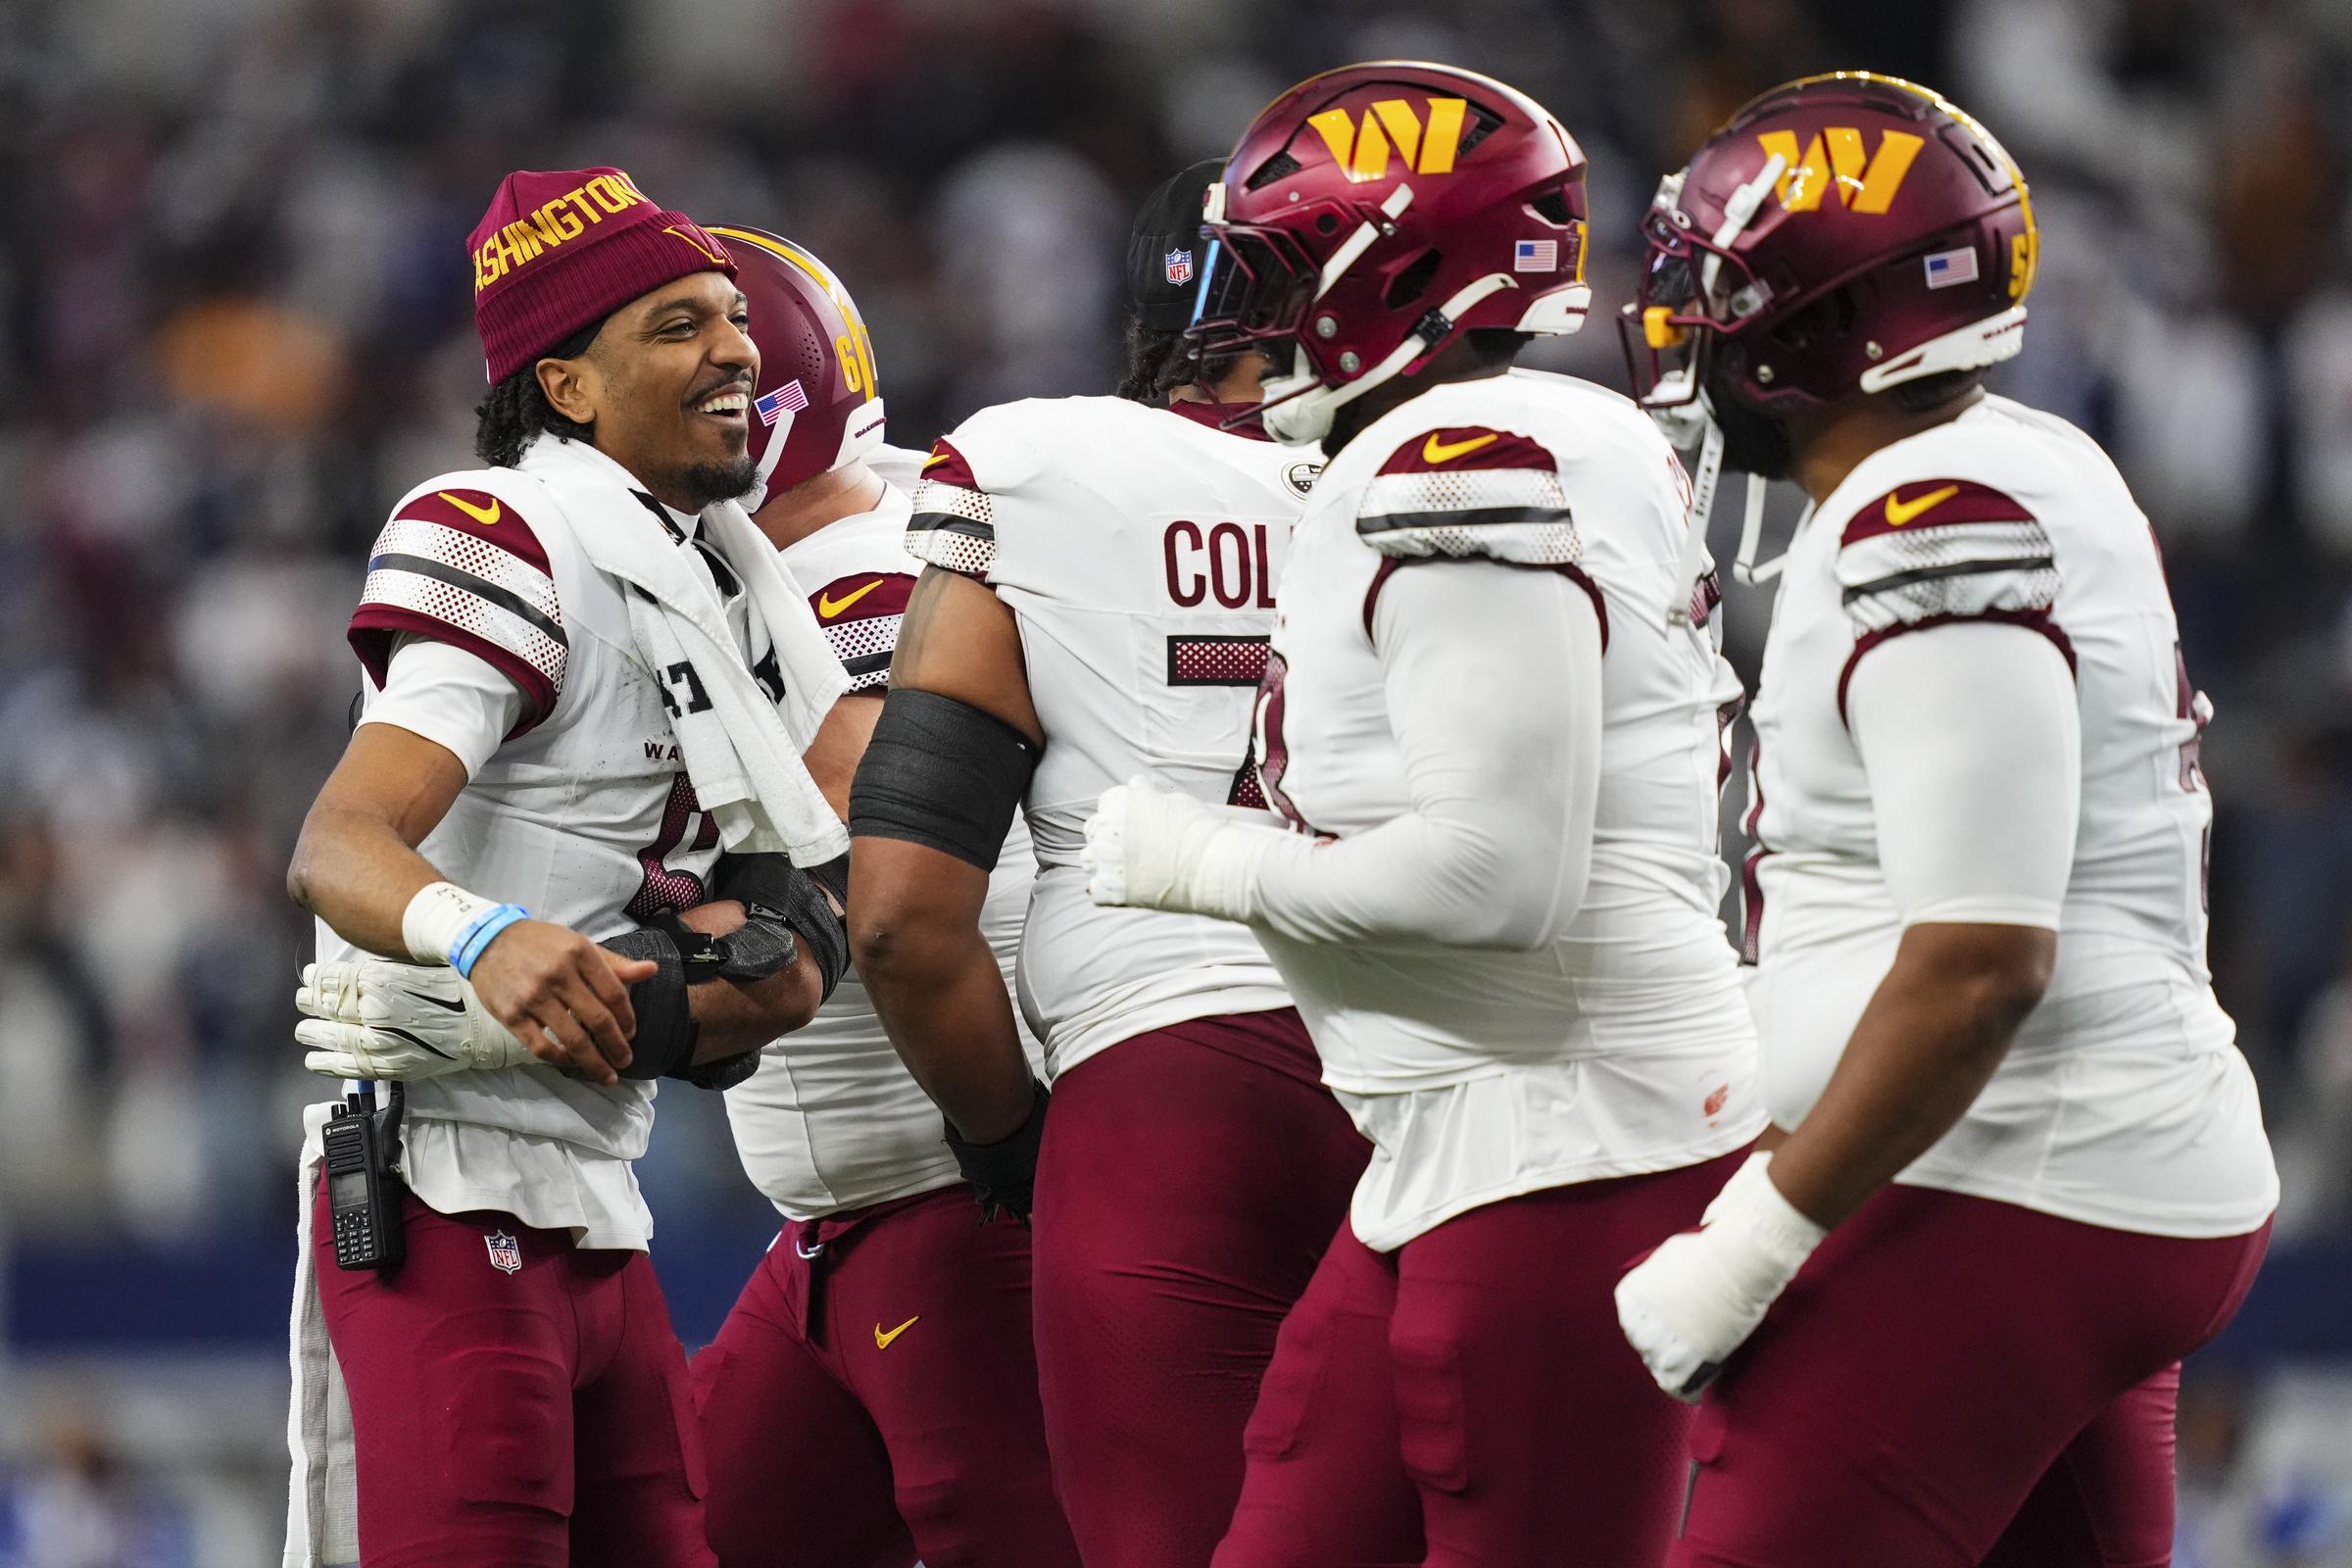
[539,270,761,514]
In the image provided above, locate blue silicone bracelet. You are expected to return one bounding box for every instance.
[450,904,529,976]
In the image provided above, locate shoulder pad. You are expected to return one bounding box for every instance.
[350,481,567,723]
[906,437,997,578]
[810,571,917,691]
[1836,478,2057,637]
[1354,425,1581,565]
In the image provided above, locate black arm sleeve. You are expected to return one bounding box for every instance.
[848,688,1037,871]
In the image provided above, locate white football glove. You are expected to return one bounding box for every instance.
[1083,774,1262,921]
[1613,1152,1828,1402]
[294,959,538,1080]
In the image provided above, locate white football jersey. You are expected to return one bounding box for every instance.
[322,435,798,1248]
[722,476,1045,1219]
[1745,394,2277,1237]
[1257,371,1763,1248]
[907,398,1316,1074]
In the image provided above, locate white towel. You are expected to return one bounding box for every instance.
[283,1103,361,1568]
[559,477,850,867]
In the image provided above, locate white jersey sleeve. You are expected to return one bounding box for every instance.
[1247,557,1600,949]
[1845,621,2079,929]
[361,636,527,778]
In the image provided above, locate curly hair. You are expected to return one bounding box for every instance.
[1115,318,1246,404]
[472,318,603,467]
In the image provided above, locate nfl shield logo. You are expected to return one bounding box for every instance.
[485,1230,522,1274]
[1164,249,1194,286]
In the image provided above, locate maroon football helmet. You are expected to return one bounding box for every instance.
[705,225,886,507]
[1624,72,2038,416]
[1188,62,1592,445]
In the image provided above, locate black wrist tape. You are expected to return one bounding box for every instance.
[601,927,701,1081]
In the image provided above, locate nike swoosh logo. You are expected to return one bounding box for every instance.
[921,451,951,470]
[1422,431,1498,465]
[818,578,885,618]
[399,987,468,1014]
[874,1314,920,1349]
[439,491,501,526]
[1883,484,1959,527]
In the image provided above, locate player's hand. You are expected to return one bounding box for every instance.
[466,920,656,1087]
[294,959,538,1079]
[946,1077,1052,1225]
[1613,1152,1827,1402]
[1083,774,1258,919]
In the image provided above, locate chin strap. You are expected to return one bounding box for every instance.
[1733,473,1784,586]
[1662,403,1786,626]
[1666,416,1725,629]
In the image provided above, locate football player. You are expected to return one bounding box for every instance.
[285,170,848,1568]
[685,225,1077,1568]
[844,161,1367,1568]
[1083,64,1764,1564]
[1610,74,2278,1566]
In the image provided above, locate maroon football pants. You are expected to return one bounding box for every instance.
[311,1185,712,1568]
[1670,1186,2272,1568]
[1031,1008,1371,1568]
[689,1184,1078,1568]
[1212,1152,1746,1568]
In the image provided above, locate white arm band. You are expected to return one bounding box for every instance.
[1845,621,2081,929]
[1245,560,1602,949]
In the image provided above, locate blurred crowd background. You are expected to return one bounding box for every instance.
[2,0,2350,1562]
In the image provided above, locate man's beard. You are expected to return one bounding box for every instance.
[1703,359,1795,481]
[672,452,760,513]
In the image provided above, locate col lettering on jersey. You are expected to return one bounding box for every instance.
[1742,394,2276,1238]
[906,397,1313,1076]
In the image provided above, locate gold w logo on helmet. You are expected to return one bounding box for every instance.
[1757,127,1925,214]
[1309,98,1468,183]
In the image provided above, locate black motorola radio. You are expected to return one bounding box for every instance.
[322,1081,408,1274]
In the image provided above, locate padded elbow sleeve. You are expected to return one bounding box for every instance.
[849,688,1037,871]
[713,852,850,1001]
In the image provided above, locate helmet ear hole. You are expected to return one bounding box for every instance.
[1386,249,1443,310]
[1528,188,1579,224]
[1246,151,1301,191]
[1767,287,1856,353]
[1315,213,1342,235]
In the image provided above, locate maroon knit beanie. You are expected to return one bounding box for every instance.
[469,167,737,384]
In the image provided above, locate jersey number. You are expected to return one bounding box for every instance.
[627,773,719,920]
[1165,633,1274,807]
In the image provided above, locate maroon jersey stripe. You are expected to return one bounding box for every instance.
[392,487,551,572]
[347,606,560,735]
[1376,427,1556,476]
[918,439,980,491]
[1838,479,2035,547]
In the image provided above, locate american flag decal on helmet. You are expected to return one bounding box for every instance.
[755,379,809,426]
